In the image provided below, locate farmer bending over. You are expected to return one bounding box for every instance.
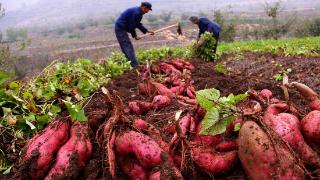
[190,16,221,55]
[115,2,154,68]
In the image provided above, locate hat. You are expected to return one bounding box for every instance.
[141,2,152,10]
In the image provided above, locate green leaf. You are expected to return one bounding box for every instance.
[36,115,49,129]
[200,116,234,136]
[25,119,36,130]
[9,81,21,89]
[50,105,61,115]
[234,123,241,132]
[196,89,220,110]
[215,63,228,75]
[2,166,12,175]
[0,71,9,86]
[200,107,219,133]
[63,100,87,122]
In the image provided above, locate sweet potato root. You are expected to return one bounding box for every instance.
[23,118,70,180]
[45,122,92,180]
[238,121,305,180]
[190,142,238,175]
[115,131,164,168]
[160,62,182,77]
[301,110,320,149]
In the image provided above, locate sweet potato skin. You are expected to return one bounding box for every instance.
[23,119,70,180]
[301,110,320,148]
[115,131,164,168]
[238,121,305,180]
[190,143,238,175]
[264,104,320,166]
[45,122,92,180]
[119,157,148,180]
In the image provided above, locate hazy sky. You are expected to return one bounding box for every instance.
[1,0,40,11]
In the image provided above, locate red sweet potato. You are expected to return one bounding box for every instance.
[193,123,222,147]
[152,95,171,109]
[119,157,148,180]
[190,142,238,175]
[258,89,273,101]
[133,119,170,152]
[129,101,153,115]
[45,122,92,180]
[290,82,320,111]
[152,82,175,98]
[186,88,195,99]
[170,84,186,95]
[177,96,199,106]
[264,104,320,166]
[238,121,305,180]
[301,110,320,149]
[216,140,238,152]
[138,82,156,96]
[160,62,182,77]
[23,118,70,180]
[168,60,185,70]
[115,131,164,168]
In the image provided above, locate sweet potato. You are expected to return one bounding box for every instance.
[238,121,305,180]
[160,62,182,77]
[23,118,70,180]
[190,142,238,175]
[258,89,273,101]
[264,104,320,166]
[129,101,153,115]
[119,157,148,180]
[170,84,186,95]
[186,86,196,99]
[133,119,170,152]
[193,123,222,147]
[152,95,171,109]
[168,60,185,70]
[152,82,175,98]
[45,122,92,180]
[115,131,164,168]
[216,140,238,152]
[138,82,156,96]
[289,82,320,111]
[301,110,320,149]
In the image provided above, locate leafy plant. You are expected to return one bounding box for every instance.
[192,32,217,61]
[215,63,228,75]
[196,88,248,136]
[273,68,292,81]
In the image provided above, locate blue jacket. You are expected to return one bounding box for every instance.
[198,17,221,39]
[115,7,148,38]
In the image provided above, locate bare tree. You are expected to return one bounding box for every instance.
[0,3,5,18]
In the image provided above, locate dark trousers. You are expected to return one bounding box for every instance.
[213,35,219,55]
[115,27,138,67]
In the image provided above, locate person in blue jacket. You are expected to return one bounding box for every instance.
[115,2,154,68]
[189,16,221,54]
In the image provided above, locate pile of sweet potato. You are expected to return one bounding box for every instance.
[17,59,320,179]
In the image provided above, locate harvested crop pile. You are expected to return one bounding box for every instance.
[9,57,320,179]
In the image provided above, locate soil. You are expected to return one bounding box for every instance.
[3,52,320,180]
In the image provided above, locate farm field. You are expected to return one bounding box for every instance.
[1,35,320,179]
